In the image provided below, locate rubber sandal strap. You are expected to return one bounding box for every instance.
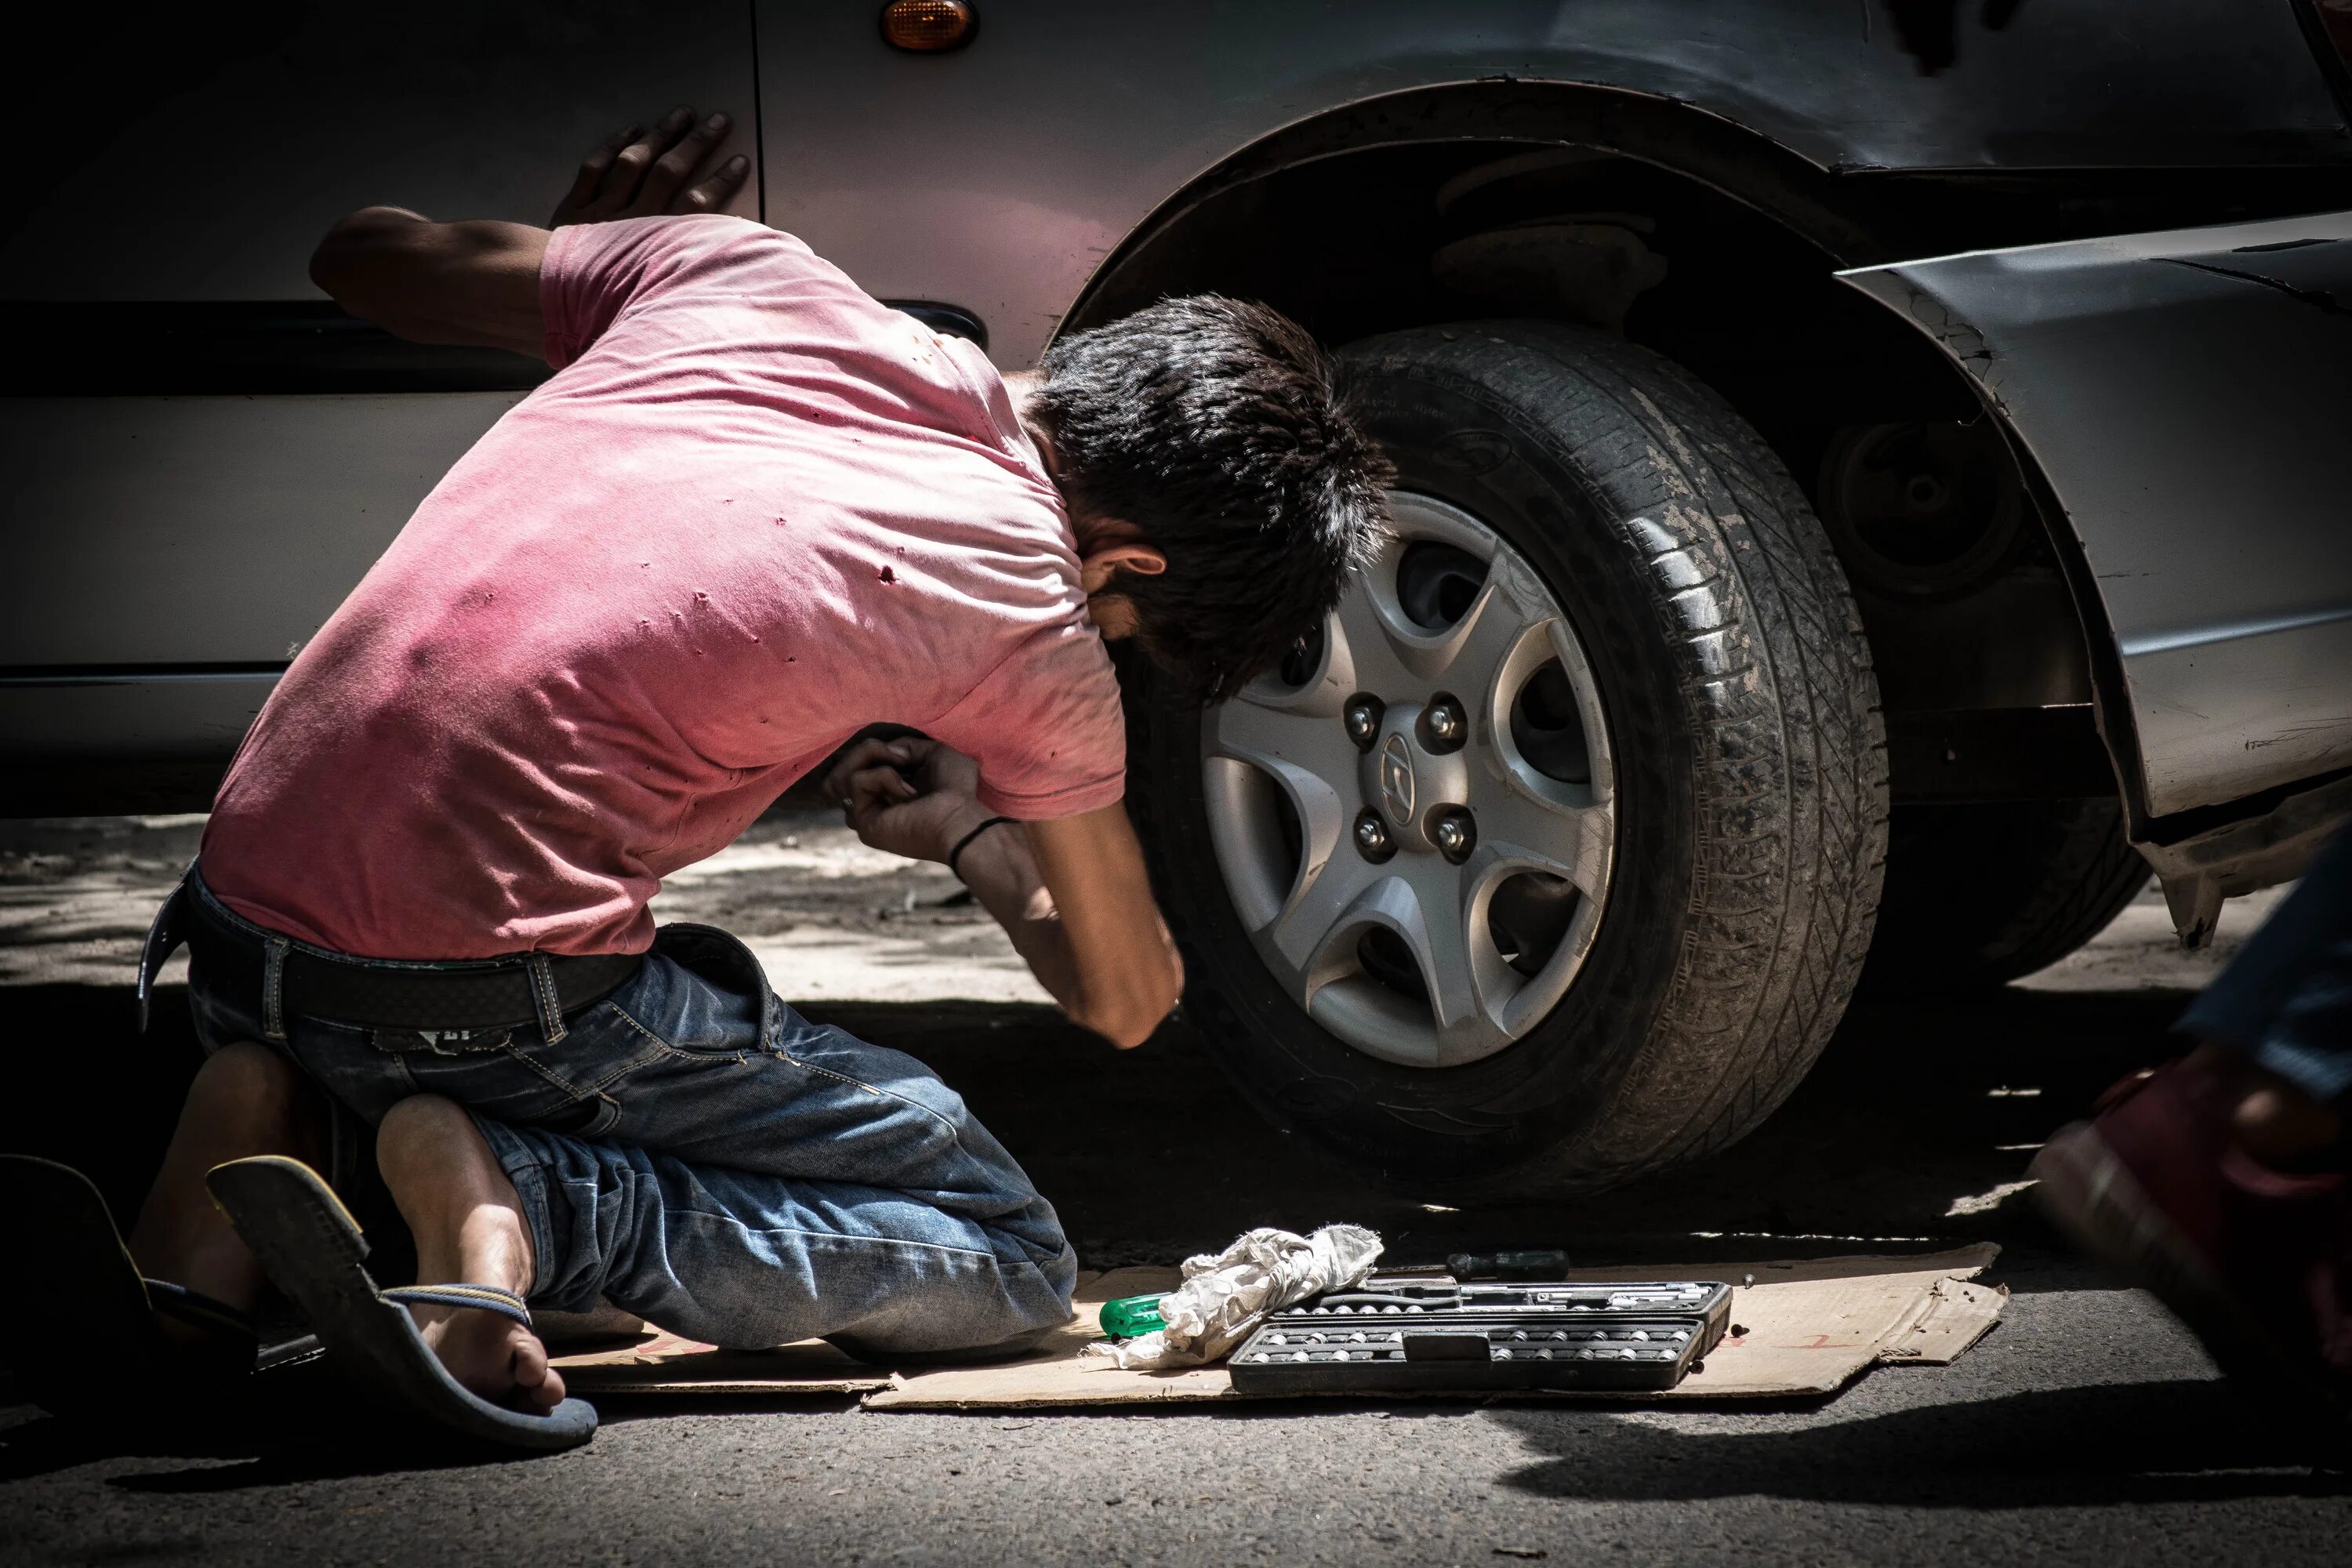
[383,1284,534,1327]
[207,1156,594,1452]
[143,1277,258,1341]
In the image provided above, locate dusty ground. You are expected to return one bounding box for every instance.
[0,808,1047,1002]
[0,807,2288,1000]
[1,814,2339,1567]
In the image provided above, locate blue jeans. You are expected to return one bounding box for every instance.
[179,873,1076,1359]
[2181,820,2352,1104]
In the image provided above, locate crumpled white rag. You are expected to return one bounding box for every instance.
[1091,1223,1382,1370]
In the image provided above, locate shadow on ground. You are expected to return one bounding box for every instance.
[0,975,2189,1282]
[1489,1379,2350,1506]
[0,1367,871,1490]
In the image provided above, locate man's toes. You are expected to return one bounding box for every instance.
[511,1328,564,1411]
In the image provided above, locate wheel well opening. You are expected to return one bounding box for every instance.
[1079,132,2110,808]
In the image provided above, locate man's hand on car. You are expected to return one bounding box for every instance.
[550,106,750,227]
[308,105,749,358]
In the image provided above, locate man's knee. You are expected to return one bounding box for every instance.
[187,1040,306,1123]
[827,1249,1076,1365]
[984,1228,1080,1338]
[375,1094,477,1184]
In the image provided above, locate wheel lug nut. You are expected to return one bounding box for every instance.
[1353,809,1396,862]
[1423,695,1467,753]
[1344,695,1384,750]
[1432,809,1476,864]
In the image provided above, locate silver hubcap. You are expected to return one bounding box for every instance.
[1200,493,1617,1069]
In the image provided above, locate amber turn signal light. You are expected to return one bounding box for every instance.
[880,0,976,52]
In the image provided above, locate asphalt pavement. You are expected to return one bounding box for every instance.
[2,818,2345,1566]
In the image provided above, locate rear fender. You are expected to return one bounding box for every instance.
[1837,214,2352,832]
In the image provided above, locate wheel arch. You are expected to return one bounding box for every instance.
[1062,80,2120,820]
[1059,80,1882,343]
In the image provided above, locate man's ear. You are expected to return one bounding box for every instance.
[1078,541,1167,597]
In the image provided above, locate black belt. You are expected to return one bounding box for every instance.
[165,873,642,1034]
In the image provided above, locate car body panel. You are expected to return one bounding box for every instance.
[1,672,282,764]
[3,0,2349,837]
[5,394,524,669]
[1838,213,2352,818]
[0,1,759,301]
[2,0,753,750]
[756,0,2348,369]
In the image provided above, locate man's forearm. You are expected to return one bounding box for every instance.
[830,739,1180,1047]
[950,819,1086,1015]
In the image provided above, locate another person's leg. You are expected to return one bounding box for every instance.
[2177,822,2352,1162]
[2034,822,2352,1414]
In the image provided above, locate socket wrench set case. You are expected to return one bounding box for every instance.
[1226,1279,1734,1395]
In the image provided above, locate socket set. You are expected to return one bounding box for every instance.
[1226,1279,1733,1395]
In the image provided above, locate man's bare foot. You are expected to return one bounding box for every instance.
[410,1296,564,1414]
[376,1095,566,1414]
[129,1040,322,1347]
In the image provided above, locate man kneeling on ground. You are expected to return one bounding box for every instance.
[120,111,1390,1410]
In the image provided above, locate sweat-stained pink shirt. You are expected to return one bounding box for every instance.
[200,216,1127,960]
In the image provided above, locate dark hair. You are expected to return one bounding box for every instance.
[1034,296,1391,706]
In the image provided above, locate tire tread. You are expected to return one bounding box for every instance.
[1421,325,1887,1184]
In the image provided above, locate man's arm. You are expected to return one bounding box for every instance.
[307,107,747,361]
[828,738,1183,1049]
[973,804,1183,1051]
[309,209,551,356]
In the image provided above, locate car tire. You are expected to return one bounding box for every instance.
[1861,798,2151,992]
[1123,321,1889,1195]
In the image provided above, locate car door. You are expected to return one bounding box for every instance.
[0,1,756,809]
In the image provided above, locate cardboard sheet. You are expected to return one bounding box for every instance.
[541,1250,2004,1408]
[862,1245,2005,1410]
[552,1327,899,1398]
[546,1271,1110,1398]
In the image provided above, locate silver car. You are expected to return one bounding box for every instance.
[7,0,2350,1193]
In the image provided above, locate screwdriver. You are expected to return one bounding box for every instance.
[1444,1249,1571,1281]
[1098,1293,1169,1338]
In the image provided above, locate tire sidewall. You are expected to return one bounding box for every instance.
[1129,336,1715,1189]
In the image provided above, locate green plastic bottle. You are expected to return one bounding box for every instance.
[1098,1292,1170,1338]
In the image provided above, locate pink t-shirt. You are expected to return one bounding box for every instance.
[201,216,1126,960]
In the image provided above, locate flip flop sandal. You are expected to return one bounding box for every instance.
[205,1154,596,1453]
[0,1154,280,1421]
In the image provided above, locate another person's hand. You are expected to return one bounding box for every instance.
[824,736,997,866]
[550,107,749,228]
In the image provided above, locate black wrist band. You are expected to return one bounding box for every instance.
[946,815,1015,881]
